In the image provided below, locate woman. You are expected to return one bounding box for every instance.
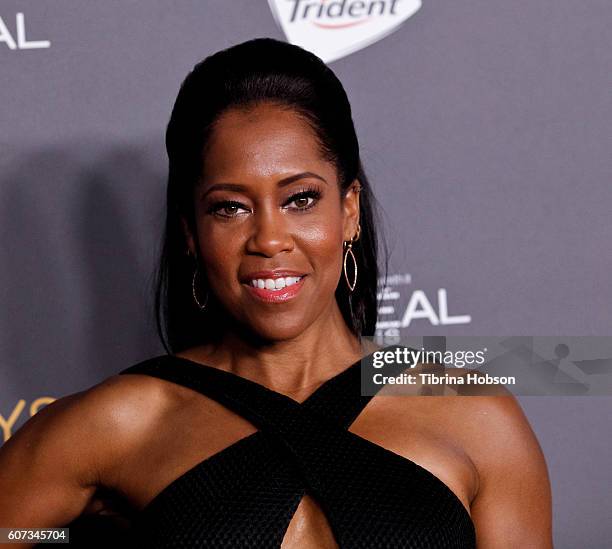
[0,38,552,548]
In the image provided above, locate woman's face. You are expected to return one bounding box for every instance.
[182,102,361,342]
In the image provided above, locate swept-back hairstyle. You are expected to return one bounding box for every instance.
[154,37,388,353]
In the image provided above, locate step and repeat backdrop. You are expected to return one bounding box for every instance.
[1,1,610,546]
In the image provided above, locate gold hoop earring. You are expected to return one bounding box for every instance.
[192,264,209,311]
[343,242,357,292]
[343,224,360,293]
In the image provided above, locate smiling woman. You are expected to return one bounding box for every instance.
[158,39,382,354]
[0,37,552,549]
[179,102,366,342]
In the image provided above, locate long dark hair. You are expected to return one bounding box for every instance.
[154,37,389,354]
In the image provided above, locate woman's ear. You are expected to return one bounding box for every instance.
[342,179,362,241]
[180,216,197,256]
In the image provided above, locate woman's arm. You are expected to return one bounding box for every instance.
[0,393,100,547]
[0,376,144,549]
[467,395,553,548]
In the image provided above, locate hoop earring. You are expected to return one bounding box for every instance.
[192,264,209,311]
[343,224,361,293]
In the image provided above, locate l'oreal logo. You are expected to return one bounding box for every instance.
[268,0,421,63]
[0,12,51,50]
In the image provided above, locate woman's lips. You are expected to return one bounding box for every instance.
[244,276,306,303]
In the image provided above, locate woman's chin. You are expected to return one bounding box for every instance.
[243,318,309,343]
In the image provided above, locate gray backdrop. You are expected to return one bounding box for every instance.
[1,1,610,547]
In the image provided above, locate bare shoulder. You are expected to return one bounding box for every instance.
[5,367,186,487]
[442,393,553,546]
[419,389,546,474]
[80,371,181,433]
[444,393,545,465]
[395,364,537,450]
[64,370,176,432]
[373,362,544,470]
[64,369,192,474]
[399,385,552,546]
[0,364,185,532]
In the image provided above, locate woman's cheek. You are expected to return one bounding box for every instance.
[304,233,344,286]
[196,228,240,290]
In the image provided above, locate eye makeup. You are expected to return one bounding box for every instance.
[206,184,323,218]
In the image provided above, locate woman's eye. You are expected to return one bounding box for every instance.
[209,190,320,218]
[209,201,249,218]
[292,196,313,208]
[286,190,321,211]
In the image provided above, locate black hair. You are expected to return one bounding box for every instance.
[154,37,389,353]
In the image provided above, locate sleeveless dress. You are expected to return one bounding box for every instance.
[116,345,476,548]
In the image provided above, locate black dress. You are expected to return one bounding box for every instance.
[113,345,476,548]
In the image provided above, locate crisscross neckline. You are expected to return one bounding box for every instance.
[120,343,476,546]
[122,346,395,516]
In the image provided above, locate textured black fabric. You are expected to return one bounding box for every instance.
[117,345,476,548]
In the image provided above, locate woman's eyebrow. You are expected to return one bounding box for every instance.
[200,172,327,199]
[278,171,327,187]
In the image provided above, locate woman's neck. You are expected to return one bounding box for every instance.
[177,303,375,396]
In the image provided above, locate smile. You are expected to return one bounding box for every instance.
[244,275,306,303]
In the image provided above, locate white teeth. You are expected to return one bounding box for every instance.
[285,277,300,287]
[249,276,303,290]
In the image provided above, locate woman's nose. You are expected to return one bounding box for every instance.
[245,207,294,257]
